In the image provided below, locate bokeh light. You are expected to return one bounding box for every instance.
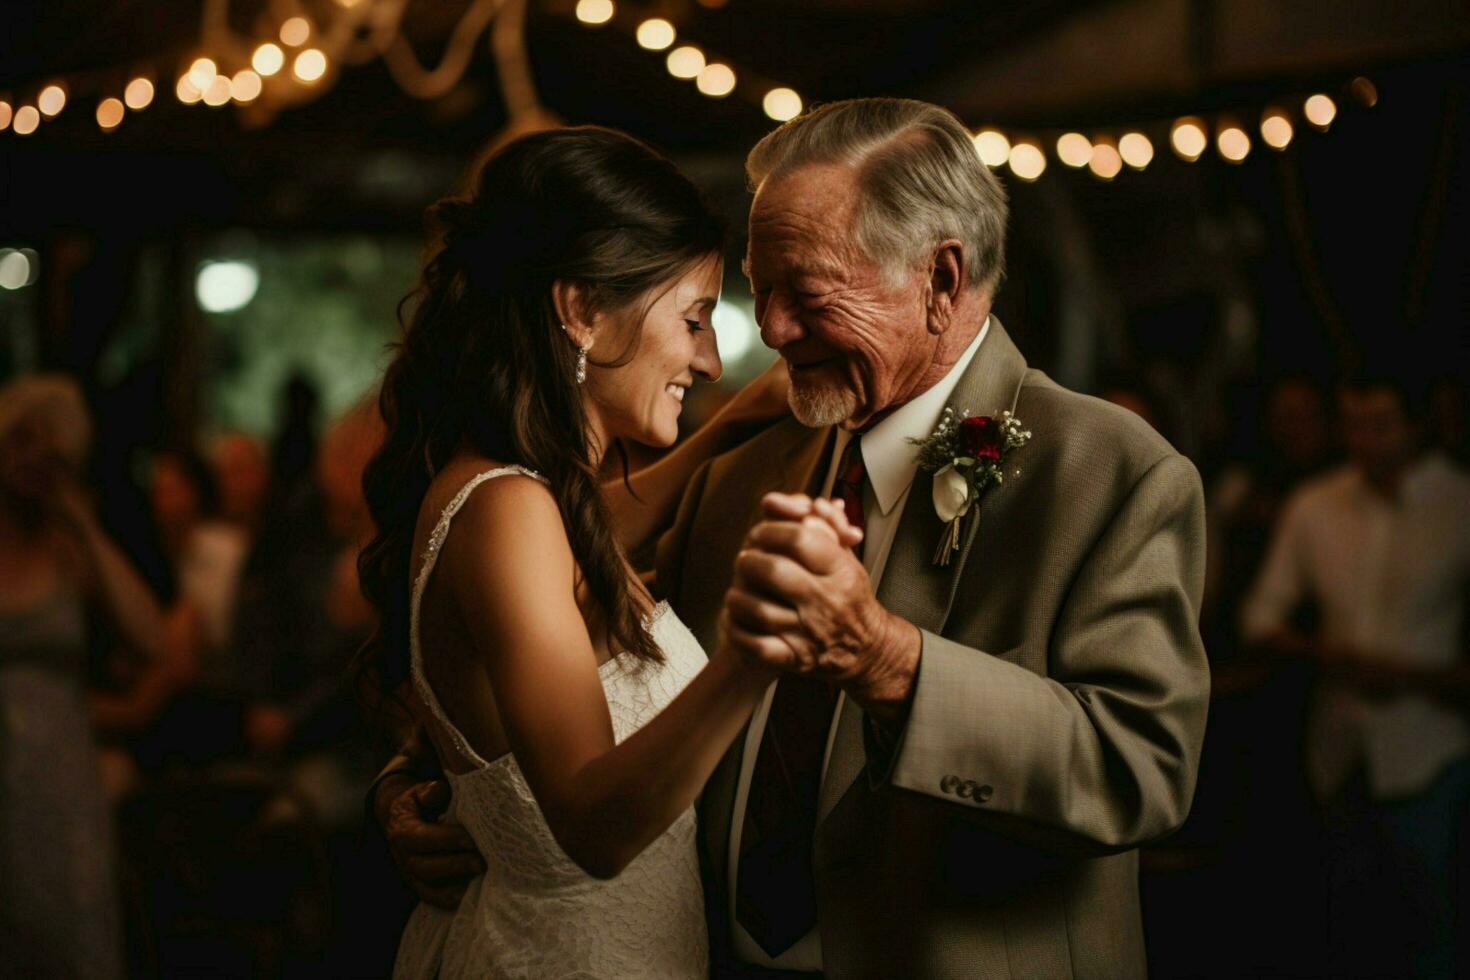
[1261,111,1294,149]
[666,46,705,79]
[1056,132,1092,168]
[253,43,286,77]
[575,0,615,25]
[1008,141,1046,181]
[972,130,1010,168]
[1217,125,1251,162]
[96,97,125,130]
[636,18,675,50]
[1118,132,1154,169]
[293,49,328,83]
[763,88,802,122]
[280,17,312,47]
[124,77,154,110]
[196,261,261,313]
[1088,141,1123,180]
[1304,93,1337,129]
[696,63,736,98]
[37,84,66,117]
[1170,117,1207,161]
[13,105,40,134]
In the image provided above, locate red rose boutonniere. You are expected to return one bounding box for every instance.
[909,408,1031,565]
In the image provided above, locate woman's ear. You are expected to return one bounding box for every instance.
[551,280,596,352]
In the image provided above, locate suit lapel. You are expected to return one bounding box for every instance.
[703,420,836,897]
[818,318,1031,824]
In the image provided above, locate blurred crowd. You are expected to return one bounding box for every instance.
[0,372,408,979]
[0,358,1466,978]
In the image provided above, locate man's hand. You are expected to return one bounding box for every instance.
[376,774,485,909]
[724,492,921,724]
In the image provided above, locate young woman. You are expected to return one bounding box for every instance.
[358,127,852,978]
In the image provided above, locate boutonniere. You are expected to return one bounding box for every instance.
[909,408,1031,566]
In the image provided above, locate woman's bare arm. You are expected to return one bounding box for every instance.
[444,475,772,879]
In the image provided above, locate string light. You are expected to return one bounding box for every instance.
[12,105,39,135]
[666,46,704,79]
[176,75,202,104]
[37,84,66,117]
[636,18,675,50]
[763,87,802,122]
[0,102,11,132]
[202,74,232,106]
[1170,117,1207,161]
[1118,132,1153,169]
[972,129,1010,168]
[1088,140,1122,180]
[575,0,614,26]
[1261,111,1293,149]
[1008,141,1046,181]
[253,43,285,77]
[1056,132,1091,168]
[96,97,125,130]
[187,58,217,91]
[1217,124,1251,162]
[280,17,312,47]
[231,70,263,103]
[124,77,154,110]
[1304,93,1336,130]
[293,48,328,83]
[696,63,736,98]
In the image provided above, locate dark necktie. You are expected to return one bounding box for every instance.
[735,434,865,958]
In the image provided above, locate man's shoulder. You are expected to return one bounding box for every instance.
[1016,371,1189,490]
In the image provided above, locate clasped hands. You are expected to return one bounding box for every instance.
[720,492,921,722]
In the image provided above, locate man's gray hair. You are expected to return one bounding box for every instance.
[746,98,1008,296]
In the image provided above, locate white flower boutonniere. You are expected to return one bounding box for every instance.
[909,408,1031,566]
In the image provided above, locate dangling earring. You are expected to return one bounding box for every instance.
[561,323,591,385]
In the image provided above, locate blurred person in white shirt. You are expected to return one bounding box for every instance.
[1242,366,1470,980]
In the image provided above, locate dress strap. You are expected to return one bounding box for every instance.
[409,465,547,771]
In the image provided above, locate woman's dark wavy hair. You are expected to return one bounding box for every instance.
[356,126,726,716]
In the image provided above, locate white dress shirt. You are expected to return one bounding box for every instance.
[1241,453,1470,799]
[728,319,990,970]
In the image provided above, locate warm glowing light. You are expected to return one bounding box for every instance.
[696,63,736,97]
[1217,125,1250,162]
[176,75,202,104]
[1304,94,1336,129]
[96,97,125,130]
[0,250,31,290]
[230,70,263,103]
[666,46,705,79]
[196,261,260,313]
[12,105,39,135]
[1170,117,1207,161]
[972,130,1010,168]
[763,87,802,122]
[37,84,66,117]
[253,43,285,76]
[575,0,614,25]
[1261,112,1293,149]
[202,75,232,106]
[1088,141,1122,180]
[187,57,218,90]
[1008,141,1046,181]
[293,48,328,83]
[1350,76,1378,108]
[636,18,675,50]
[124,77,154,110]
[1118,132,1153,169]
[713,302,758,362]
[280,16,312,47]
[0,102,11,132]
[1056,132,1091,168]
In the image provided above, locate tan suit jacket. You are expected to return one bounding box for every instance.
[656,320,1210,979]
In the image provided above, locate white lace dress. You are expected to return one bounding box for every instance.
[393,467,710,980]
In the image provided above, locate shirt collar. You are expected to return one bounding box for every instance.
[837,317,990,516]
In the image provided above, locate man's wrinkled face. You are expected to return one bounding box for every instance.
[746,163,931,430]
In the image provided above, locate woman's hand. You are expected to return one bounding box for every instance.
[719,494,863,671]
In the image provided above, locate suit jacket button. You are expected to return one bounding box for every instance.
[975,784,994,803]
[940,775,960,795]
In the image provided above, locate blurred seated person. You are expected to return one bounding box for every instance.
[210,430,270,537]
[1241,366,1470,980]
[0,374,169,980]
[150,447,249,658]
[237,402,381,826]
[1207,373,1333,662]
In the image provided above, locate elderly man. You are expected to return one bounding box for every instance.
[377,98,1209,978]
